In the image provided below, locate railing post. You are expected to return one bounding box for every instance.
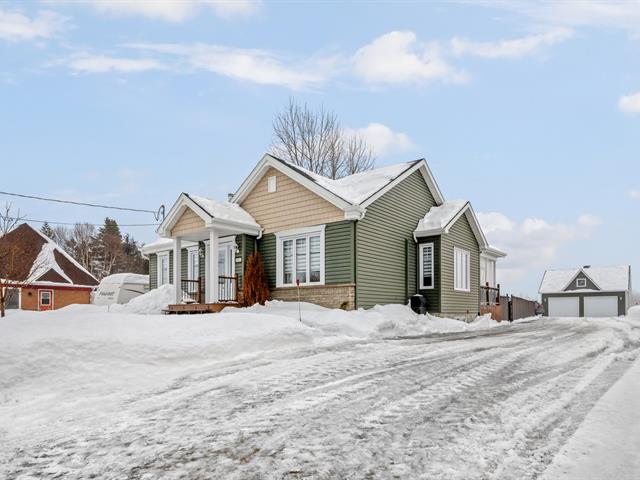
[234,274,238,302]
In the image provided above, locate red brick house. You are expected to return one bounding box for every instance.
[0,223,98,311]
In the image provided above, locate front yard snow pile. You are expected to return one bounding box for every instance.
[110,283,175,314]
[0,291,506,438]
[230,300,504,338]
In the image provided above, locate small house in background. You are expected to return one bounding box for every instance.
[539,265,632,317]
[0,223,99,311]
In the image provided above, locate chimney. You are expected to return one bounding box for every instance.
[227,193,234,201]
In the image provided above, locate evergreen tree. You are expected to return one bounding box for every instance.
[40,222,54,239]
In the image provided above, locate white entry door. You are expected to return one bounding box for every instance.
[584,296,619,317]
[548,296,580,317]
[204,240,235,301]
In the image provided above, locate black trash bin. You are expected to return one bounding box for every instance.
[410,294,428,314]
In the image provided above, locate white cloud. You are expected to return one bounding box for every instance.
[55,0,260,22]
[631,190,640,199]
[451,27,573,59]
[619,91,640,114]
[208,0,260,19]
[577,213,602,227]
[0,9,68,42]
[467,1,640,33]
[344,123,413,157]
[353,31,468,85]
[127,43,334,89]
[66,53,165,73]
[477,211,601,285]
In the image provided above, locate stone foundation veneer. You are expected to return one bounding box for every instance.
[270,284,356,310]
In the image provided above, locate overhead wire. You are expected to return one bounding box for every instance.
[0,191,165,221]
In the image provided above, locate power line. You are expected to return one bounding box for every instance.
[2,216,159,228]
[0,191,165,220]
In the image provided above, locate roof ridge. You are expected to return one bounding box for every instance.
[26,224,98,282]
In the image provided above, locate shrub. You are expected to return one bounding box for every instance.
[243,252,270,306]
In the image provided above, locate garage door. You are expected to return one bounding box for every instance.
[548,297,580,317]
[584,296,619,317]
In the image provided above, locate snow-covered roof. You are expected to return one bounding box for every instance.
[99,273,149,285]
[141,238,198,255]
[231,154,446,213]
[157,192,262,238]
[188,194,260,228]
[287,161,419,205]
[415,200,468,234]
[539,265,631,294]
[0,223,98,286]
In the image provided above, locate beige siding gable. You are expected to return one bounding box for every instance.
[171,207,206,237]
[240,167,344,234]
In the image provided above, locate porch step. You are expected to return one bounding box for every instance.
[164,302,239,315]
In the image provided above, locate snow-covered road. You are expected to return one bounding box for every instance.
[2,316,639,479]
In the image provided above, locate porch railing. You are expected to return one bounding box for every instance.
[180,276,238,304]
[181,278,203,304]
[480,282,500,306]
[218,275,238,303]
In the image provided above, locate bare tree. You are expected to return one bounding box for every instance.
[0,240,31,317]
[0,202,24,236]
[271,98,375,179]
[51,225,71,249]
[69,223,96,274]
[343,134,375,176]
[0,204,34,317]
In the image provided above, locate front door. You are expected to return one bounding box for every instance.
[38,289,54,311]
[204,240,236,302]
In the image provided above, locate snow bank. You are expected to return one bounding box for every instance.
[110,284,175,314]
[627,305,640,322]
[0,307,323,438]
[227,301,506,339]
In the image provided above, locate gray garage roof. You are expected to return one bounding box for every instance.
[539,265,631,294]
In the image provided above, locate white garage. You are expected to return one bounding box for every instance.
[548,296,580,317]
[584,296,619,317]
[539,265,631,318]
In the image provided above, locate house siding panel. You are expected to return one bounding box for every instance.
[240,167,344,234]
[564,274,599,291]
[355,170,436,309]
[149,253,158,290]
[325,221,355,285]
[236,234,257,290]
[417,235,441,313]
[170,207,205,237]
[258,233,277,289]
[259,221,356,298]
[440,214,480,317]
[181,248,188,281]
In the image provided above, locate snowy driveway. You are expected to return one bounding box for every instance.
[2,316,639,479]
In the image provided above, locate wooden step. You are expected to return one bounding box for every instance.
[165,302,239,314]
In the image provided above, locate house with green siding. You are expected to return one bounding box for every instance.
[142,153,505,318]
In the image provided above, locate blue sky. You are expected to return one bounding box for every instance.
[1,1,639,297]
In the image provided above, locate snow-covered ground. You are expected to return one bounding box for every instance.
[1,296,639,479]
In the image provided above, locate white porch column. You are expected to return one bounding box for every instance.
[208,229,219,303]
[173,236,182,304]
